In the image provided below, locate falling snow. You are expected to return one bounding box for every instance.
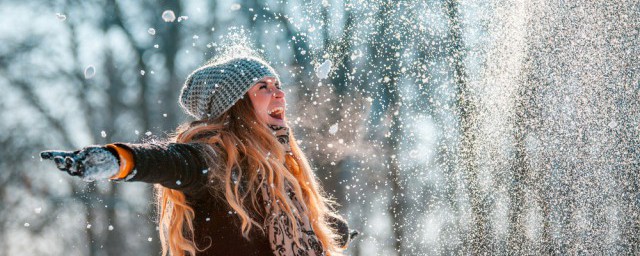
[84,65,96,79]
[3,1,639,255]
[328,123,338,135]
[55,13,66,21]
[315,60,332,79]
[161,10,176,22]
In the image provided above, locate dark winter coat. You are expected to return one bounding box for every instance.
[112,142,351,256]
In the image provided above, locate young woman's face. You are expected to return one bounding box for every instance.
[247,76,286,127]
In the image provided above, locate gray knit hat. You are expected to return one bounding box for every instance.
[179,56,279,120]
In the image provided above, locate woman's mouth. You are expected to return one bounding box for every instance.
[267,107,285,120]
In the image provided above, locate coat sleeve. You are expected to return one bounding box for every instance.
[110,142,217,195]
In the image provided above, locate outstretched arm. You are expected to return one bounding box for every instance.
[110,142,213,193]
[41,142,215,195]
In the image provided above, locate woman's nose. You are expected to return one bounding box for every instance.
[273,88,285,98]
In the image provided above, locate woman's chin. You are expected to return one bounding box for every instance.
[268,117,286,127]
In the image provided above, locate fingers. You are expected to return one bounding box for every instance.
[40,151,54,159]
[42,150,84,176]
[349,230,360,240]
[52,155,75,170]
[40,150,75,160]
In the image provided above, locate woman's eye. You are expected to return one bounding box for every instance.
[259,84,267,89]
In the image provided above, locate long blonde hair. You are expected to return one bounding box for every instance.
[156,96,345,256]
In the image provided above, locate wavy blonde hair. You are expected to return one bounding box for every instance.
[156,96,345,256]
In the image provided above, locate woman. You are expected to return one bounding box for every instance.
[41,56,357,256]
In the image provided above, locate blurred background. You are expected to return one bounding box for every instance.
[1,0,639,255]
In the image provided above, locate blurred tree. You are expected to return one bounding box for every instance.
[365,0,406,254]
[442,0,489,254]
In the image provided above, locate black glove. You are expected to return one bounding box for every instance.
[328,215,361,248]
[349,229,360,241]
[40,146,120,181]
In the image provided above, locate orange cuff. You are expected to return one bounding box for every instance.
[106,144,135,180]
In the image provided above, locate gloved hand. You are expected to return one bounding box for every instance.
[40,146,120,182]
[328,215,361,248]
[349,229,360,241]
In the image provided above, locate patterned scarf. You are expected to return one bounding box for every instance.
[263,125,325,256]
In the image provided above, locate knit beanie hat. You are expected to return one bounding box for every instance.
[179,56,279,120]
